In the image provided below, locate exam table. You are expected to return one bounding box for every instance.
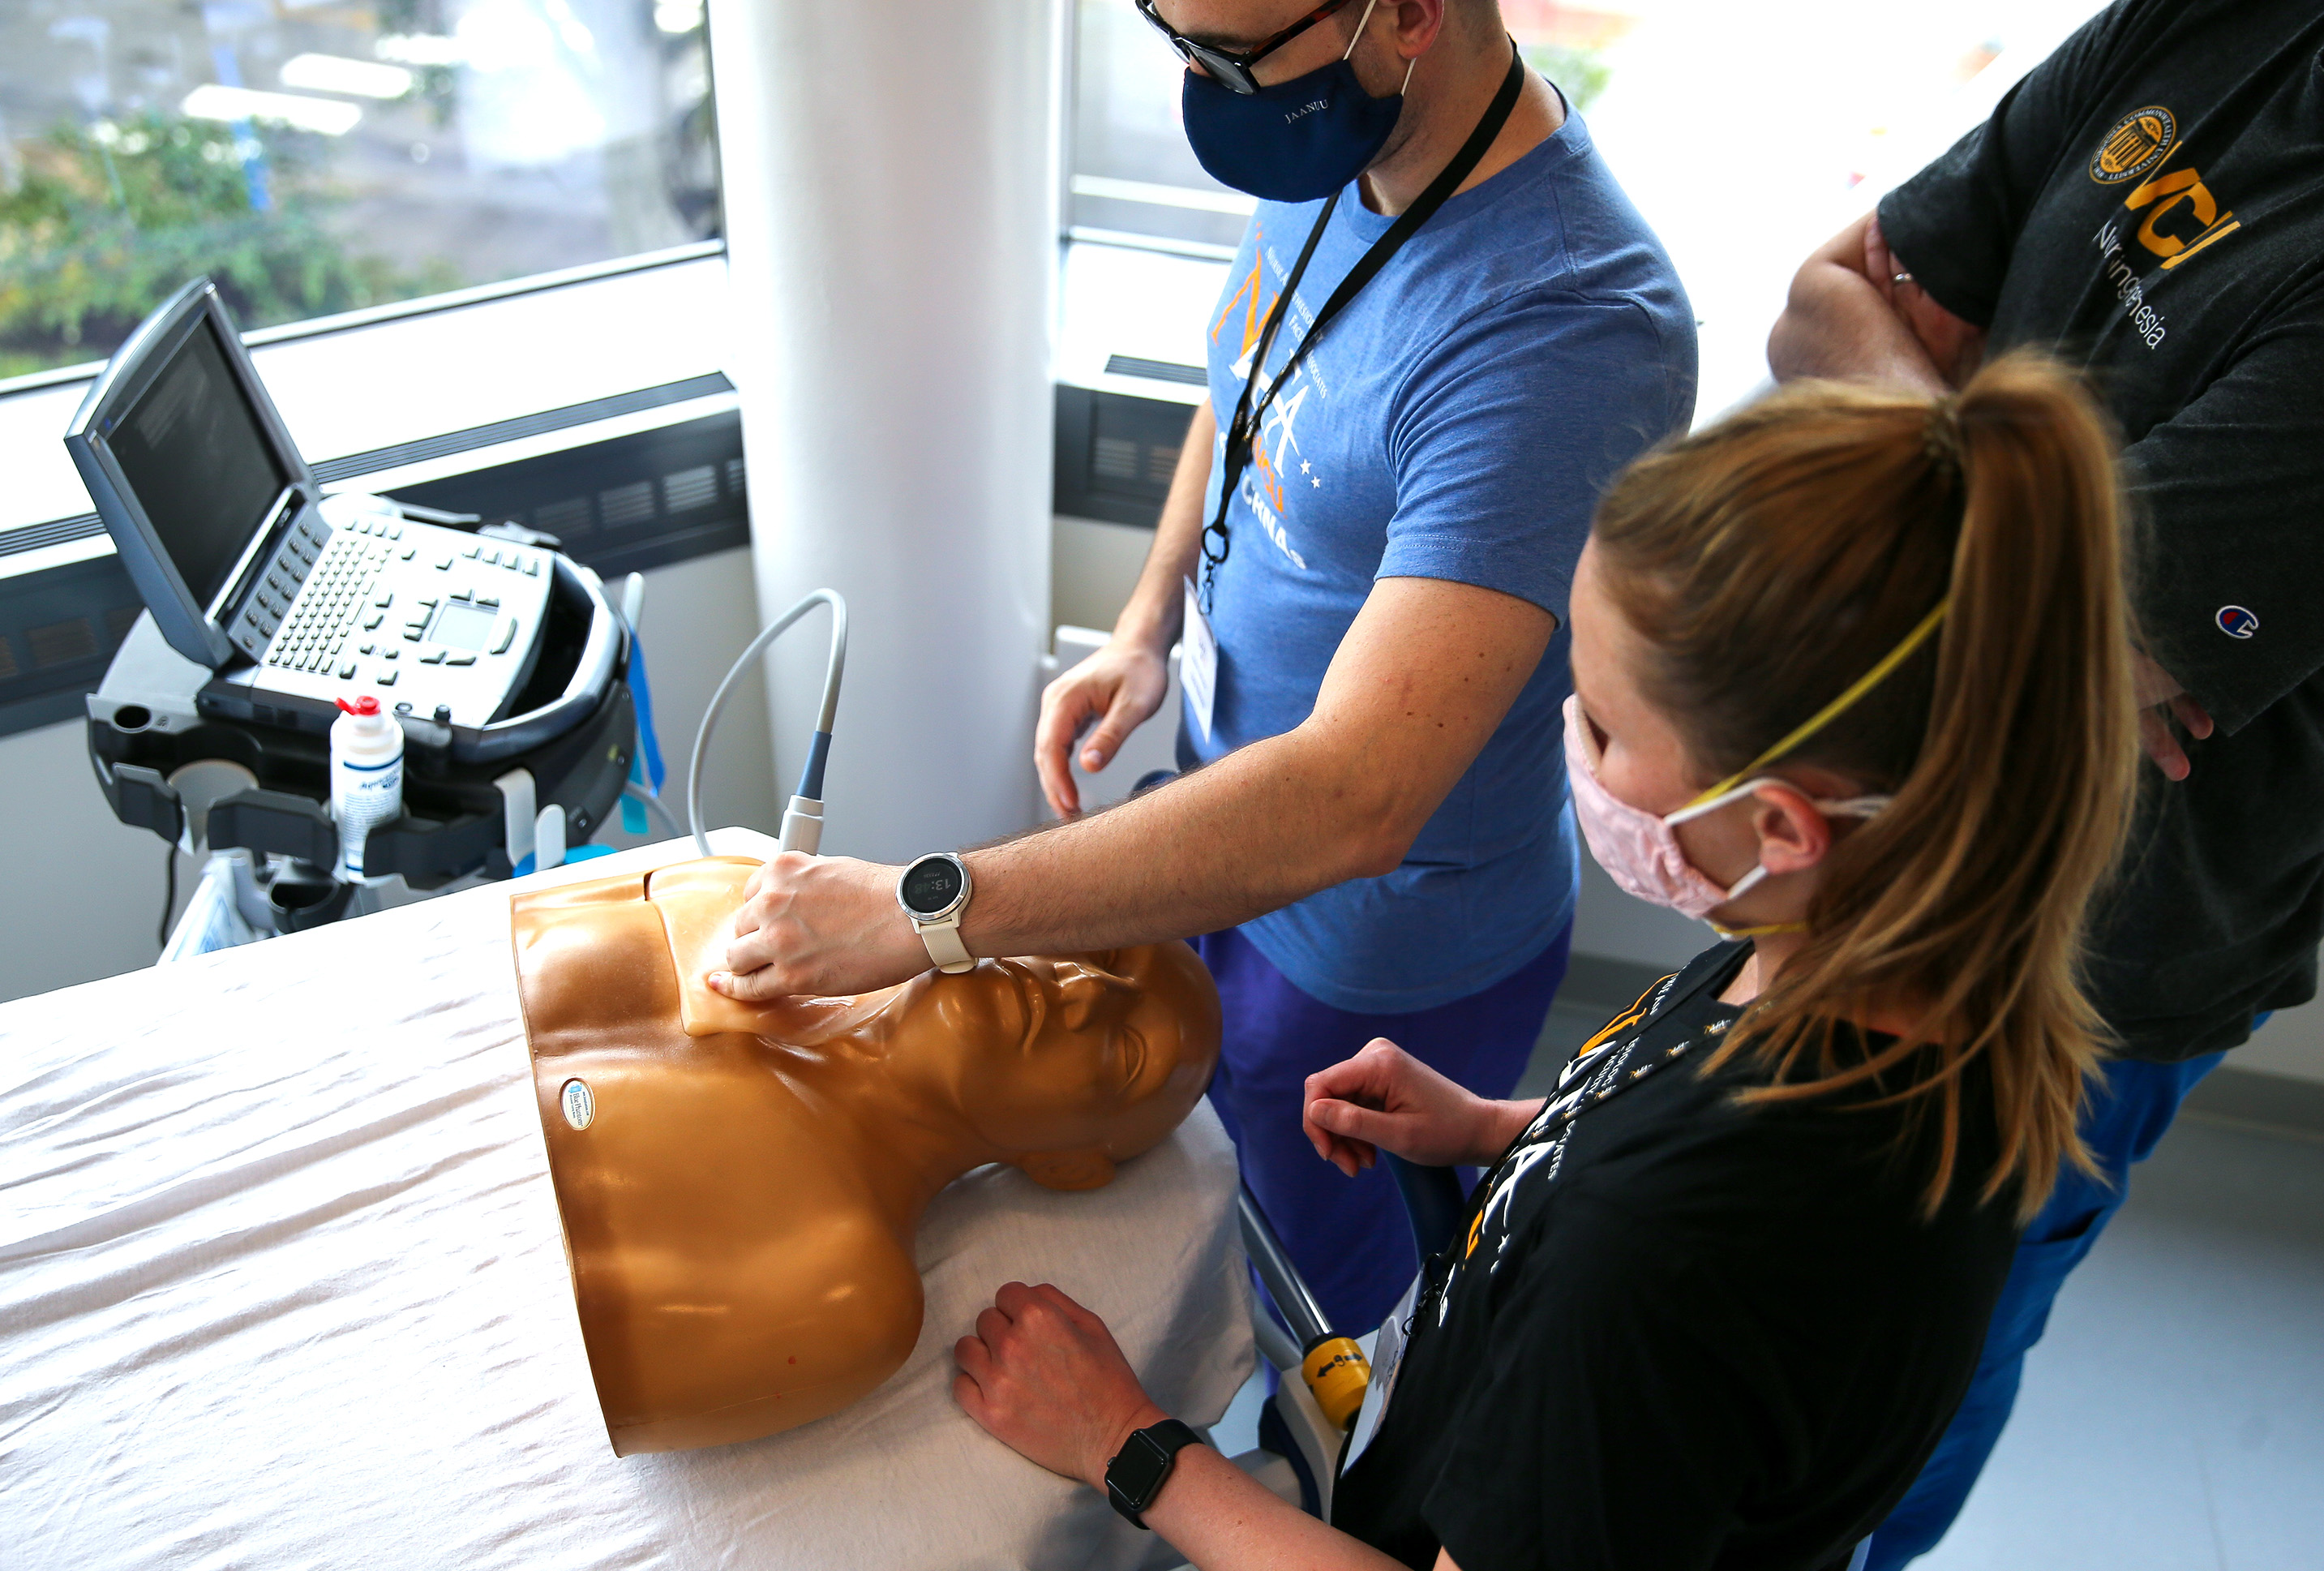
[0,830,1254,1570]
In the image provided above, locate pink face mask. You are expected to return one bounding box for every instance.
[1563,693,1893,927]
[1561,599,1948,930]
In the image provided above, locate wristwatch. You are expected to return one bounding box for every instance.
[896,852,975,974]
[1104,1418,1203,1529]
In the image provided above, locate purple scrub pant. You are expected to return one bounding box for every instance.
[1193,921,1573,1337]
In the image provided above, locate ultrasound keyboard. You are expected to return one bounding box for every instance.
[219,500,554,730]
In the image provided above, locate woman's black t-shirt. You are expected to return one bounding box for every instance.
[1331,942,2018,1571]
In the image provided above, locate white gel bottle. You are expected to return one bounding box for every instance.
[331,695,404,882]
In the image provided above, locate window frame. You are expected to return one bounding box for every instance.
[0,239,731,568]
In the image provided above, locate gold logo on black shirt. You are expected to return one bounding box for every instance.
[2088,104,2240,275]
[2090,105,2177,184]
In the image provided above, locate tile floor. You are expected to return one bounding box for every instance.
[1213,1004,2324,1569]
[1922,1109,2324,1571]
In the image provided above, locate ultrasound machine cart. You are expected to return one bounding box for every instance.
[68,277,637,927]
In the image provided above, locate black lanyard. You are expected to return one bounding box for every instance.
[1198,40,1529,615]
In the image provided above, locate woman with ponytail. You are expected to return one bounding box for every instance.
[952,355,2139,1571]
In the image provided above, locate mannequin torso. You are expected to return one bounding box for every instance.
[511,860,1221,1453]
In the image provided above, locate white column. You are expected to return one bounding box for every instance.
[708,0,1062,862]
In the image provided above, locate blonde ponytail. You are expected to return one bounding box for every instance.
[1591,354,2139,1218]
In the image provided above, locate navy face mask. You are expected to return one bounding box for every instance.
[1181,13,1410,203]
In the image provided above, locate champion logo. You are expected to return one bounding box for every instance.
[2217,605,2259,640]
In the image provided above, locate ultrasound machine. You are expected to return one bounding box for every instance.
[68,277,637,917]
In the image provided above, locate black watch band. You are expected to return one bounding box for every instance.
[1104,1418,1204,1529]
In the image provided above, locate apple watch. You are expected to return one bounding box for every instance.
[897,852,975,974]
[1104,1418,1203,1529]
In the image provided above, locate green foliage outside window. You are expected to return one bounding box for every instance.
[0,112,452,380]
[1522,42,1613,114]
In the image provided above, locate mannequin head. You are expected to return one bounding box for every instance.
[891,947,1220,1188]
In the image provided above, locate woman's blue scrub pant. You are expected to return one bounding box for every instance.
[1194,921,1573,1337]
[1864,1049,2228,1569]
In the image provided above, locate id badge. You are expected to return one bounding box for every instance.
[1339,1267,1421,1476]
[1181,577,1218,744]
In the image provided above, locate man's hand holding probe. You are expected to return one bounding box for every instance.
[710,562,1550,1002]
[711,853,925,1001]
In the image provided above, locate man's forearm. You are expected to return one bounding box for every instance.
[967,575,1553,959]
[1115,402,1216,651]
[964,720,1398,957]
[719,575,1548,1002]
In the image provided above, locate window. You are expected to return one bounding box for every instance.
[0,1,718,380]
[1067,0,2111,413]
[1066,0,1622,258]
[1069,0,1253,257]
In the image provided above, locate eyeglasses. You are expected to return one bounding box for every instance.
[1133,0,1364,96]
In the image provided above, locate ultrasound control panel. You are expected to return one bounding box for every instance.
[214,503,553,729]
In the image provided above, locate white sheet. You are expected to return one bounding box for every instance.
[0,832,1252,1569]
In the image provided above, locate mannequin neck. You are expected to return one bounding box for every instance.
[768,1037,993,1220]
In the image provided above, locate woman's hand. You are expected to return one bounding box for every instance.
[1303,1039,1520,1175]
[954,1281,1166,1490]
[1035,638,1172,818]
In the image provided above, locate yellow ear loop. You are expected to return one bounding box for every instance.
[1710,920,1810,939]
[1687,599,1951,942]
[1683,599,1952,810]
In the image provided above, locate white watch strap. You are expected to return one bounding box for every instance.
[918,916,974,974]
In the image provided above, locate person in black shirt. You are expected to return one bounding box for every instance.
[1317,946,2013,1571]
[950,355,2141,1571]
[1769,4,2324,1563]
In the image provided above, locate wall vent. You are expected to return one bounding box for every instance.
[28,616,97,668]
[663,465,719,513]
[598,481,656,529]
[534,497,592,539]
[1053,385,1190,528]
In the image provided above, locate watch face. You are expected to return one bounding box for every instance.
[901,856,965,917]
[1109,1431,1172,1505]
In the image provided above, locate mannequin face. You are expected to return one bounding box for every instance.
[932,950,1220,1166]
[508,860,1221,1453]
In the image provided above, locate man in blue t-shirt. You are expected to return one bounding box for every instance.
[715,0,1695,1333]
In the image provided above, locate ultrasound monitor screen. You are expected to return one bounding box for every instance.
[109,318,292,614]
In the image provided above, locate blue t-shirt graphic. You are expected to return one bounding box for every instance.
[1183,99,1696,1013]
